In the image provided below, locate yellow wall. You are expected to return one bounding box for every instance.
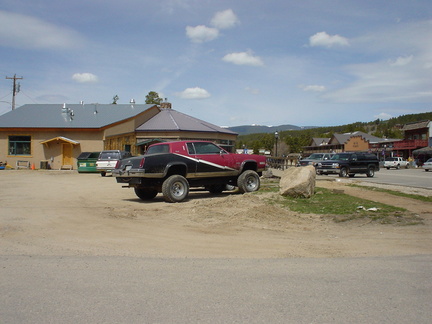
[0,130,104,170]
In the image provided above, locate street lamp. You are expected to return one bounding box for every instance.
[274,131,279,157]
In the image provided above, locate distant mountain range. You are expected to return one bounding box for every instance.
[225,124,318,135]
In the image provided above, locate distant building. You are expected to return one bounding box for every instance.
[303,121,432,160]
[0,103,237,170]
[303,131,400,158]
[393,120,431,155]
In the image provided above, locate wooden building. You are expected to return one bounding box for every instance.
[0,103,237,170]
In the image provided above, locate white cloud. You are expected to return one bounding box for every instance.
[374,112,392,120]
[300,85,326,92]
[309,31,349,48]
[72,73,99,83]
[222,51,264,66]
[321,21,432,105]
[186,25,219,43]
[177,87,211,99]
[374,113,393,120]
[389,55,413,66]
[211,9,240,29]
[0,10,84,49]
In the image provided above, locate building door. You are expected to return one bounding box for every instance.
[62,143,73,166]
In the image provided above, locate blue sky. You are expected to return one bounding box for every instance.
[0,0,431,127]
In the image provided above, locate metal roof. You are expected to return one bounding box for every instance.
[136,108,237,135]
[401,120,430,131]
[0,103,156,128]
[330,131,400,145]
[310,137,330,146]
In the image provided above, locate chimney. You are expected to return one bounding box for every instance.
[61,103,69,113]
[160,99,172,109]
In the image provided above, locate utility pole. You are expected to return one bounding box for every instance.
[6,74,23,110]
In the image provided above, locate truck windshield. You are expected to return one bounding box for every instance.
[308,154,324,159]
[99,152,120,160]
[331,154,350,161]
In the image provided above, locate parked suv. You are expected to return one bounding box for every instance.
[297,153,333,167]
[96,150,132,176]
[316,152,379,178]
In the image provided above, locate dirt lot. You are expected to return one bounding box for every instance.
[1,170,431,258]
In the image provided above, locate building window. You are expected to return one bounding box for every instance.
[9,135,31,155]
[124,144,131,152]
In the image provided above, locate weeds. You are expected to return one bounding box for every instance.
[348,184,432,203]
[257,179,424,225]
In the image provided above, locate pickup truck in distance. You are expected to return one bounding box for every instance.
[383,157,409,169]
[316,152,380,178]
[112,141,267,202]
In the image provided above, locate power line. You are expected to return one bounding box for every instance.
[5,74,23,110]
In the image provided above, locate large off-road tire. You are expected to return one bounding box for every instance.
[162,175,189,203]
[339,167,348,177]
[134,187,158,200]
[366,166,375,177]
[237,170,260,193]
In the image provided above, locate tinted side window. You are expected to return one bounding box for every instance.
[194,142,221,154]
[187,143,196,154]
[146,144,170,154]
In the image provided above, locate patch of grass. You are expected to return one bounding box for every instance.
[348,184,432,203]
[257,181,423,225]
[278,187,405,215]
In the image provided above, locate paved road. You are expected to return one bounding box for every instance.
[1,255,431,323]
[271,167,432,190]
[318,167,432,189]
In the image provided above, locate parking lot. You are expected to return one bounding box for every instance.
[1,170,432,323]
[1,169,431,258]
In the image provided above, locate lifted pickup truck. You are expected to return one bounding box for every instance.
[113,141,267,202]
[383,157,409,169]
[316,152,379,178]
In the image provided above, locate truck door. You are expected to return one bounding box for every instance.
[349,154,362,172]
[187,142,236,177]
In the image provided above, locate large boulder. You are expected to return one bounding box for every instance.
[279,165,316,198]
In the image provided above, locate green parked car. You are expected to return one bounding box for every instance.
[77,152,101,173]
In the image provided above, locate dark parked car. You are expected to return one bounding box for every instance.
[316,152,380,177]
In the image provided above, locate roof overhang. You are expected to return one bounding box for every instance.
[40,136,80,146]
